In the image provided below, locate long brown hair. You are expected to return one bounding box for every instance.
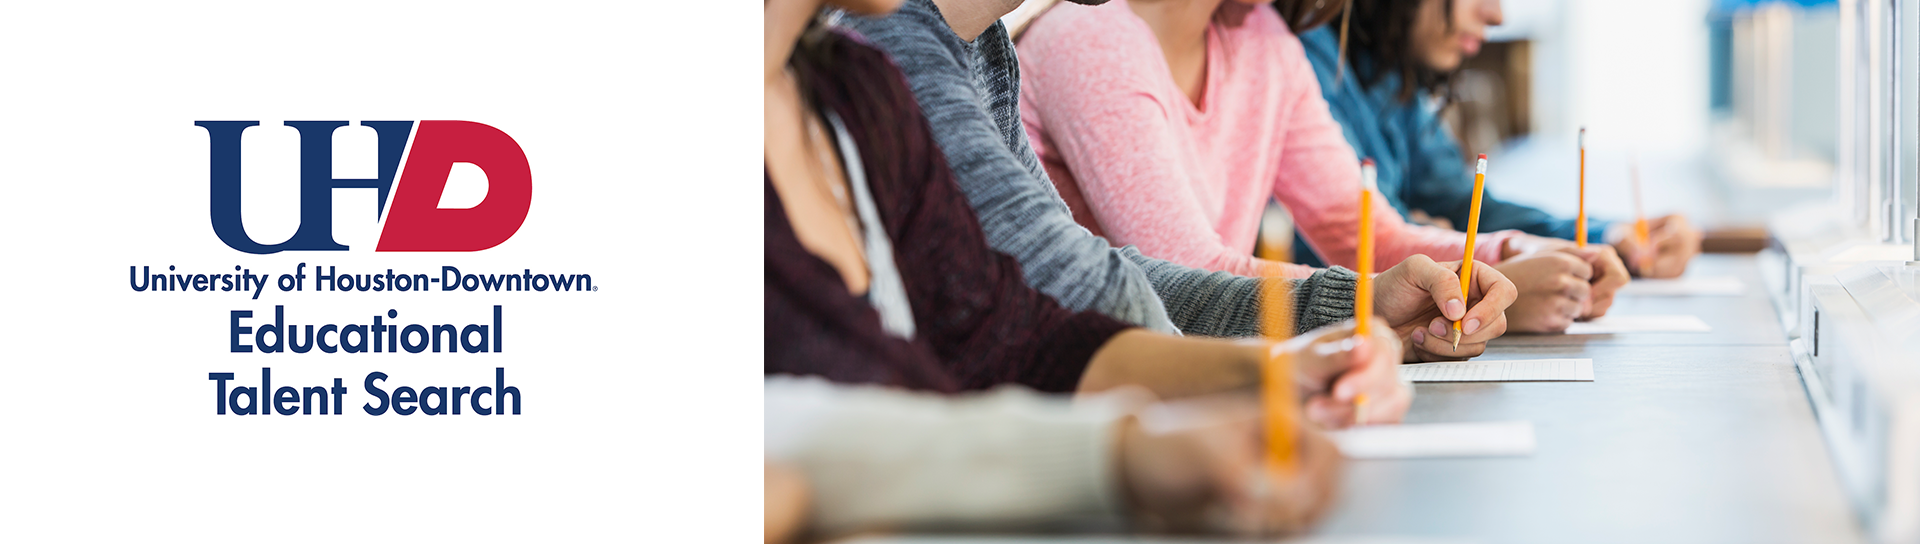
[1271,0,1349,34]
[1327,0,1457,104]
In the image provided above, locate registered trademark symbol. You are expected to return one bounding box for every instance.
[592,286,599,292]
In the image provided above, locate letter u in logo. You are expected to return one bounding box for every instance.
[198,120,531,254]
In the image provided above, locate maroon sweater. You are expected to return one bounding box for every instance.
[765,29,1135,394]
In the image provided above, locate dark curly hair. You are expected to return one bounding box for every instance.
[1324,0,1457,105]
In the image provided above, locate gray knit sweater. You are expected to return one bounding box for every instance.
[842,0,1356,337]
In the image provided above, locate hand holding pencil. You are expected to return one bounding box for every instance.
[1606,214,1703,279]
[1372,256,1517,361]
[1271,321,1410,428]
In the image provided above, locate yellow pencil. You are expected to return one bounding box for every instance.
[1630,155,1651,276]
[1354,393,1370,427]
[1356,159,1376,335]
[1576,128,1588,248]
[1260,264,1297,472]
[1455,154,1489,352]
[1355,159,1376,425]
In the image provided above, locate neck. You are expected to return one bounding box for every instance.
[933,0,1021,42]
[767,0,825,85]
[1128,0,1220,59]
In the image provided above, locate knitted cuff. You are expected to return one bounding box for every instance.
[1293,266,1359,335]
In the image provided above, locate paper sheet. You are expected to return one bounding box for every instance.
[1562,315,1711,334]
[1329,421,1536,459]
[1398,358,1593,382]
[1617,276,1745,297]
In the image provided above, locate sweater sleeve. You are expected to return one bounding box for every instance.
[1123,246,1356,337]
[851,12,1179,335]
[1267,38,1519,270]
[1018,14,1317,280]
[765,376,1140,536]
[822,33,1135,394]
[1401,107,1612,242]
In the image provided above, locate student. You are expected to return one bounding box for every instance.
[765,1,1344,536]
[765,0,1412,422]
[841,0,1516,358]
[1017,0,1631,332]
[764,376,1341,540]
[1300,0,1704,278]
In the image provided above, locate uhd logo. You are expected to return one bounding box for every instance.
[197,120,531,254]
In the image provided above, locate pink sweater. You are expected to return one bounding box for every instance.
[1017,1,1516,279]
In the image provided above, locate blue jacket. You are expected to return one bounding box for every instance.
[1290,27,1606,267]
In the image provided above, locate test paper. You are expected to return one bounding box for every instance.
[1617,276,1745,297]
[1329,421,1536,459]
[1562,315,1711,334]
[1398,358,1593,382]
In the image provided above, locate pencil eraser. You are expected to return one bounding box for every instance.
[1361,158,1375,166]
[1477,153,1486,160]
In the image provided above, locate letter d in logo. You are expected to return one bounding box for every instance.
[377,121,532,252]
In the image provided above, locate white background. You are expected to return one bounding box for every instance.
[0,1,758,541]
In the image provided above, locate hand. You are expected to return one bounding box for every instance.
[1406,209,1454,230]
[1577,245,1630,319]
[1117,396,1343,536]
[1373,255,1517,361]
[1606,214,1703,278]
[1499,232,1577,261]
[1271,319,1412,428]
[1491,249,1594,332]
[765,461,811,544]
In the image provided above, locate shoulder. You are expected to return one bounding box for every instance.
[807,28,918,113]
[1220,4,1302,54]
[840,0,961,66]
[1213,4,1312,85]
[1018,2,1160,76]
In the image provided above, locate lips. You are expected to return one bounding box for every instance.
[1460,34,1483,57]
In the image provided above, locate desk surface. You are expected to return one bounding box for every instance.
[862,255,1859,544]
[1488,254,1789,348]
[1316,254,1861,543]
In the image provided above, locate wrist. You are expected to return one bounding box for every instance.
[1244,337,1314,397]
[1602,222,1629,245]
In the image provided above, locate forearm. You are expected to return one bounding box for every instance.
[1457,196,1610,243]
[765,376,1139,536]
[981,211,1180,334]
[1078,329,1264,399]
[1127,247,1355,338]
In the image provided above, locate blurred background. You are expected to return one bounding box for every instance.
[1248,0,1889,259]
[1454,0,1844,250]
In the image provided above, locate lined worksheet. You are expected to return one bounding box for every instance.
[1617,276,1745,297]
[1563,315,1712,334]
[1398,359,1594,382]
